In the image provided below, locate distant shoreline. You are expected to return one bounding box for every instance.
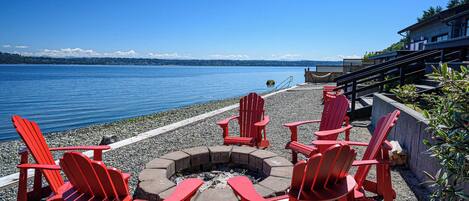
[0,51,341,67]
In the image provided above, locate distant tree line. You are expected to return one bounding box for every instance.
[0,52,340,67]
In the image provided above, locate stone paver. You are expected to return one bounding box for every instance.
[145,158,175,178]
[231,146,257,165]
[136,169,175,200]
[249,149,278,172]
[208,145,232,163]
[262,156,293,176]
[269,166,293,179]
[194,188,238,201]
[259,176,291,195]
[254,184,276,197]
[182,146,210,167]
[158,186,176,200]
[160,151,190,171]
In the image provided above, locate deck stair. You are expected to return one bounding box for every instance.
[334,48,462,119]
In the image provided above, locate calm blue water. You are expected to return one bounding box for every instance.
[0,65,307,141]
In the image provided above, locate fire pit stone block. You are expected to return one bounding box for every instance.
[194,188,238,201]
[249,150,278,172]
[160,151,190,172]
[208,145,232,163]
[231,146,257,165]
[254,184,277,197]
[158,186,177,200]
[269,166,293,179]
[262,156,293,176]
[136,169,176,201]
[259,176,291,195]
[182,146,210,168]
[145,158,175,178]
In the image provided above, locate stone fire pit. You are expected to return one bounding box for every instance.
[135,146,293,201]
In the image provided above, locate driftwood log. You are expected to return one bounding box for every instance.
[389,141,407,166]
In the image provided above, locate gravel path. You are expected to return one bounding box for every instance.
[0,84,423,200]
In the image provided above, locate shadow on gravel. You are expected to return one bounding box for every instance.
[393,166,431,201]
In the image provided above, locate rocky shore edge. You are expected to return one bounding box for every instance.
[0,96,240,177]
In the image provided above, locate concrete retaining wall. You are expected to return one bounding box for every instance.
[371,93,440,189]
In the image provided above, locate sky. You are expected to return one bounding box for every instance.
[0,0,447,61]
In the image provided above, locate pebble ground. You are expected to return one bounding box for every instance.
[0,83,425,200]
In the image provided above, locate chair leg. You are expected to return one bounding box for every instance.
[17,168,28,201]
[292,151,298,164]
[376,154,394,201]
[17,151,29,201]
[32,169,43,200]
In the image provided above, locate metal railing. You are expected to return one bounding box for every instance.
[271,76,293,92]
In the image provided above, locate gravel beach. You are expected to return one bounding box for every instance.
[0,83,426,200]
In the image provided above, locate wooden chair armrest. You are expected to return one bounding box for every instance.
[283,120,321,128]
[165,178,204,201]
[352,159,390,166]
[311,140,369,146]
[314,125,353,137]
[228,176,267,201]
[50,145,110,160]
[216,115,239,126]
[254,115,270,127]
[49,145,111,151]
[17,163,61,170]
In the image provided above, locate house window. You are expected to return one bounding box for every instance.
[431,33,448,42]
[410,39,427,51]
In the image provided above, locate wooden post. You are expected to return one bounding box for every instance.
[379,72,385,92]
[460,48,468,61]
[440,49,445,63]
[351,80,357,114]
[399,66,405,85]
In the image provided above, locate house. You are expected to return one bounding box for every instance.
[370,3,469,63]
[398,3,469,51]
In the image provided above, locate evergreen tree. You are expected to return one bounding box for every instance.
[447,0,461,8]
[417,6,443,22]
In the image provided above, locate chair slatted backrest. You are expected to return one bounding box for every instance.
[318,95,349,138]
[60,152,129,200]
[354,110,400,187]
[291,144,356,199]
[61,152,108,199]
[12,115,64,193]
[239,93,265,139]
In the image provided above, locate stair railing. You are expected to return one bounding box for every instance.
[271,76,293,92]
[334,49,447,117]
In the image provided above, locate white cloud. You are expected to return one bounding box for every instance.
[2,44,11,48]
[148,52,192,59]
[39,48,101,57]
[271,54,302,60]
[208,54,250,60]
[15,45,29,49]
[103,50,137,57]
[19,48,139,58]
[337,54,361,59]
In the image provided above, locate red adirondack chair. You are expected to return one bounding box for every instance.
[284,94,350,163]
[288,110,401,200]
[217,93,270,148]
[46,152,203,201]
[322,86,339,103]
[228,144,358,201]
[12,115,112,201]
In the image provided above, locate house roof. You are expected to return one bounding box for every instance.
[398,3,469,34]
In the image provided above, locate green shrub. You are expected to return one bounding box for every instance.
[422,63,469,200]
[391,84,419,109]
